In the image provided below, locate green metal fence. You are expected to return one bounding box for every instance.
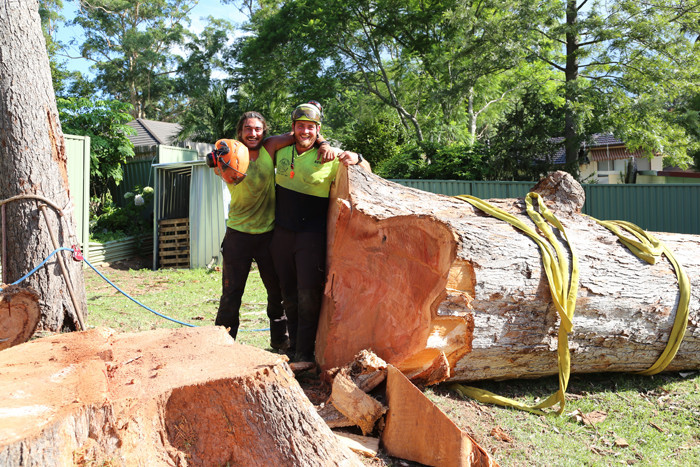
[389,179,700,235]
[581,184,700,235]
[65,134,90,256]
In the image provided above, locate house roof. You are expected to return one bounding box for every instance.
[126,119,182,147]
[551,133,647,164]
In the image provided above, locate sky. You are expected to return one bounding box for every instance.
[55,0,246,78]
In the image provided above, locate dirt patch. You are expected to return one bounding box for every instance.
[101,256,152,271]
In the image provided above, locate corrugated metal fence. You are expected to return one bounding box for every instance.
[65,135,90,254]
[111,145,203,205]
[389,179,700,235]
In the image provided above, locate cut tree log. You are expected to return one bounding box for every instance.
[0,326,362,466]
[382,365,498,466]
[317,168,700,382]
[0,285,40,351]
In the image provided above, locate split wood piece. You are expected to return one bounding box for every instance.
[0,326,362,466]
[318,167,700,382]
[343,349,388,392]
[329,372,387,435]
[325,349,388,393]
[335,431,380,458]
[382,365,498,467]
[319,350,387,429]
[0,285,40,351]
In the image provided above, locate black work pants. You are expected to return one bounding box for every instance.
[271,226,326,361]
[215,228,287,344]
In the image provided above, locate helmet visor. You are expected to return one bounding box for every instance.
[291,104,321,124]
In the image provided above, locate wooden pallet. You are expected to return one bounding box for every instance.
[158,218,189,268]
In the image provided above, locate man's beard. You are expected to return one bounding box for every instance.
[295,135,315,150]
[245,141,263,150]
[242,137,263,151]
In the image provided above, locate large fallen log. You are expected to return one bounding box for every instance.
[317,169,700,382]
[0,326,361,466]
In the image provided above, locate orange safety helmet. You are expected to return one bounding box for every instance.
[206,139,249,185]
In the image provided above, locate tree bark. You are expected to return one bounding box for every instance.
[0,326,362,466]
[317,167,700,383]
[0,0,87,331]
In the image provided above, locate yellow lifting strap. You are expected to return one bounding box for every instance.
[449,193,691,415]
[593,219,690,376]
[451,193,579,415]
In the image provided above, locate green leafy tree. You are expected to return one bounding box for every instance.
[71,0,197,119]
[485,87,564,181]
[39,0,81,96]
[375,141,488,180]
[673,92,700,169]
[57,97,135,212]
[176,81,238,142]
[236,0,544,146]
[532,0,700,171]
[171,16,234,126]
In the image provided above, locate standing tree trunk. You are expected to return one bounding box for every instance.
[317,168,700,383]
[0,0,88,331]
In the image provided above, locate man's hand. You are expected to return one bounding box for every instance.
[338,151,360,167]
[317,142,338,163]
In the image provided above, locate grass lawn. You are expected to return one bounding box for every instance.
[83,260,700,467]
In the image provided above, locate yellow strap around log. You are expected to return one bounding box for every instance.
[452,193,579,415]
[594,219,690,376]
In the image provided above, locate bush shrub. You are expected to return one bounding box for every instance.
[90,186,154,242]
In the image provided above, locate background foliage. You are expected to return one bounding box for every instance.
[43,0,700,182]
[57,97,135,208]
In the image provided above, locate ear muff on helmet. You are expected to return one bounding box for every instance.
[207,139,249,185]
[291,103,322,124]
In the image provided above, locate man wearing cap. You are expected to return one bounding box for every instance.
[271,102,370,363]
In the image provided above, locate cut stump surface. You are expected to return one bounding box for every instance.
[0,326,361,466]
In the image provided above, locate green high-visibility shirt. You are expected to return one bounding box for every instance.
[226,146,275,234]
[275,145,340,232]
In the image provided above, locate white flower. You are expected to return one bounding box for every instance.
[124,192,134,199]
[134,194,144,206]
[142,186,154,194]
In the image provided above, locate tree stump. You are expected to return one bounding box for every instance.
[317,167,700,382]
[0,285,41,351]
[0,326,361,466]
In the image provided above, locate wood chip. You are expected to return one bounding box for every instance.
[334,431,379,458]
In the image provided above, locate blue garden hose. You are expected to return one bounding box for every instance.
[1,247,270,332]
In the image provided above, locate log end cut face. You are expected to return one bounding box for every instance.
[0,285,41,351]
[319,167,477,384]
[530,170,585,215]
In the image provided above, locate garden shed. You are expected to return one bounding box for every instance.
[152,159,229,270]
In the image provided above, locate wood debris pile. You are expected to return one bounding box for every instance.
[314,349,498,466]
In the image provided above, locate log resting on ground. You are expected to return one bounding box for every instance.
[317,168,700,383]
[0,285,40,350]
[0,326,361,466]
